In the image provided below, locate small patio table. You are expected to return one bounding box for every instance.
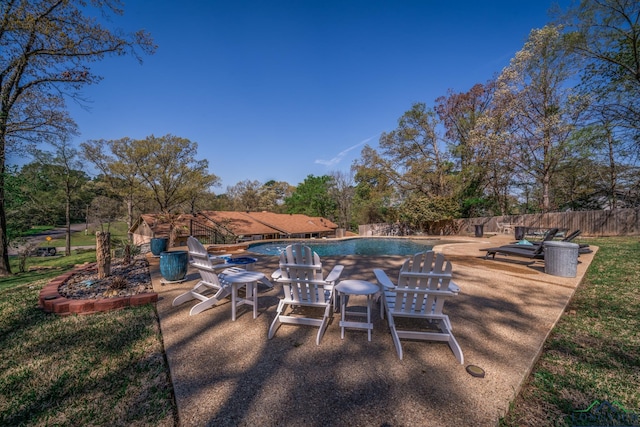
[335,280,379,341]
[225,270,268,321]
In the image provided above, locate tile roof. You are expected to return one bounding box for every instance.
[136,213,196,237]
[198,211,281,236]
[133,211,338,238]
[245,211,337,235]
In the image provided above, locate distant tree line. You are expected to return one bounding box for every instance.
[1,0,639,275]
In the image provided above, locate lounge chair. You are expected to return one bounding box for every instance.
[524,228,560,245]
[481,228,559,259]
[527,229,580,245]
[483,243,546,260]
[528,229,590,250]
[496,229,591,255]
[374,251,463,363]
[268,243,344,345]
[483,229,592,260]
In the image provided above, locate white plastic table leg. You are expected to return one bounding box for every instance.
[231,281,258,321]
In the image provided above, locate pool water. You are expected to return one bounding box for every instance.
[248,238,437,256]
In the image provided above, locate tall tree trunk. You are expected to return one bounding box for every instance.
[65,193,72,256]
[123,243,131,265]
[96,231,111,279]
[0,125,11,276]
[0,207,9,275]
[127,197,134,242]
[0,181,10,276]
[607,129,617,210]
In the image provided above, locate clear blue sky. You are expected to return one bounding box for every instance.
[61,0,567,190]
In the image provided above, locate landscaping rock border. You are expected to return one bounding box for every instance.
[38,263,158,315]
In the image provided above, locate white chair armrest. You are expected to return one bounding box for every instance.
[400,272,452,280]
[374,268,395,290]
[448,281,461,293]
[324,264,344,284]
[271,269,282,280]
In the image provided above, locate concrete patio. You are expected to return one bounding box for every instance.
[149,234,596,426]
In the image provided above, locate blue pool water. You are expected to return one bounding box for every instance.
[248,238,437,256]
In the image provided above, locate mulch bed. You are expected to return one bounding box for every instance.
[39,257,157,315]
[58,258,153,299]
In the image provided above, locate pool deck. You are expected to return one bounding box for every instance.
[149,234,597,426]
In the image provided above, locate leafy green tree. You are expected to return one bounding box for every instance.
[85,134,219,215]
[13,158,90,228]
[352,103,460,228]
[12,163,60,226]
[0,0,155,274]
[370,103,453,198]
[82,138,149,239]
[131,135,220,215]
[285,175,336,218]
[206,193,234,211]
[260,180,293,213]
[31,141,88,255]
[3,166,30,242]
[226,180,263,211]
[398,194,460,232]
[351,155,399,225]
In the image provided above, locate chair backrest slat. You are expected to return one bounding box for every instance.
[391,251,456,316]
[187,236,224,286]
[279,244,329,304]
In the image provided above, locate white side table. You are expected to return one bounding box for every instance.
[222,270,268,321]
[335,280,379,341]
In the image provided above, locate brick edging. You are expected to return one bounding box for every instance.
[38,263,158,315]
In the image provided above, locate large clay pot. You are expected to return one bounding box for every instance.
[159,250,189,282]
[150,237,168,256]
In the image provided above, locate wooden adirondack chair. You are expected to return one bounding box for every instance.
[268,243,344,345]
[374,251,464,364]
[172,237,249,316]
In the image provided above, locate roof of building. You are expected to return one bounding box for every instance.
[198,211,281,236]
[132,213,196,237]
[245,211,337,235]
[132,211,339,238]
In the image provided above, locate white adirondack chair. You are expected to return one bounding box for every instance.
[374,251,464,364]
[268,243,344,345]
[172,237,247,315]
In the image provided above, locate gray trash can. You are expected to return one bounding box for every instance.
[474,224,484,237]
[544,241,579,277]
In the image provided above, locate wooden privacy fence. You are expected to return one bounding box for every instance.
[360,208,640,237]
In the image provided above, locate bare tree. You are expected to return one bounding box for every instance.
[329,170,355,230]
[0,0,155,275]
[495,25,590,212]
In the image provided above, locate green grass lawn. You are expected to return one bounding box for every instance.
[501,236,640,426]
[3,250,97,292]
[23,225,55,236]
[0,251,176,426]
[43,222,131,247]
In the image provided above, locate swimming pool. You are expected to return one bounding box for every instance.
[248,238,438,256]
